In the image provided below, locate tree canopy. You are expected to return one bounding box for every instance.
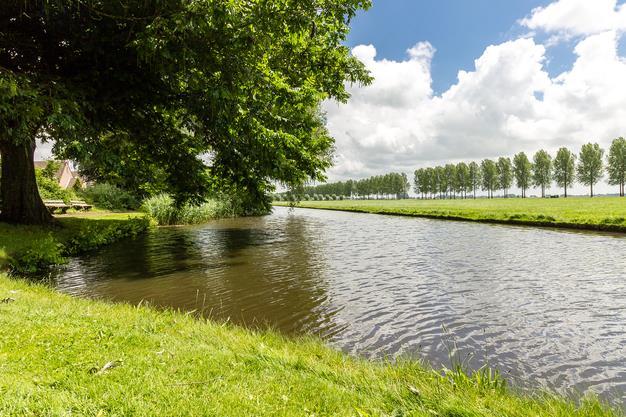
[577,143,604,198]
[496,157,512,197]
[513,152,532,198]
[0,0,372,224]
[480,159,497,199]
[553,147,576,198]
[607,137,626,197]
[532,150,552,198]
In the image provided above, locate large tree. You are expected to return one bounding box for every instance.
[607,137,626,197]
[496,157,512,198]
[577,143,604,197]
[480,159,497,199]
[553,147,576,198]
[425,167,436,198]
[468,161,481,199]
[532,150,552,198]
[0,0,371,224]
[455,162,469,199]
[444,164,457,199]
[513,152,532,198]
[434,166,446,199]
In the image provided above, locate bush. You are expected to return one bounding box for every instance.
[64,218,150,253]
[8,217,151,274]
[81,183,139,211]
[140,194,237,226]
[11,235,66,274]
[36,170,75,203]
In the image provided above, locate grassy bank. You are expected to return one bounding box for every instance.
[0,274,620,416]
[0,212,150,273]
[275,197,626,232]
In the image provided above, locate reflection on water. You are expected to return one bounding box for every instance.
[54,206,626,405]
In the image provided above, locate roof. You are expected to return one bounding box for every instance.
[34,160,69,179]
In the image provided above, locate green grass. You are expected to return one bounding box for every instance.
[0,212,149,272]
[0,274,621,416]
[275,197,626,232]
[140,194,238,226]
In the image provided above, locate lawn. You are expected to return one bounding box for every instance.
[0,212,149,273]
[275,197,626,232]
[0,274,621,416]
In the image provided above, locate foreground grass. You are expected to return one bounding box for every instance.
[276,197,626,232]
[0,275,621,416]
[0,212,149,272]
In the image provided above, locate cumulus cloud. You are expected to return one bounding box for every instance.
[322,42,436,176]
[520,0,626,38]
[324,21,626,195]
[33,1,626,195]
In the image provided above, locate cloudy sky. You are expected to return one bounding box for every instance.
[324,0,626,194]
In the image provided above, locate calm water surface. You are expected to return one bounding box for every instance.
[54,206,626,404]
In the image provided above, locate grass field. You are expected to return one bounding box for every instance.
[0,274,621,416]
[275,197,626,232]
[0,212,149,272]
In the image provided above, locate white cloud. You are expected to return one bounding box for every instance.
[324,25,626,196]
[34,1,626,195]
[520,0,626,38]
[34,139,54,161]
[322,42,435,174]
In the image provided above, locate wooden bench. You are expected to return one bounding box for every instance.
[43,200,70,214]
[70,200,93,211]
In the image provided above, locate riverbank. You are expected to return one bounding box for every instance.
[275,197,626,232]
[0,274,620,416]
[0,212,150,274]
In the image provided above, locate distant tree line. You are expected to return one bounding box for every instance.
[276,172,411,201]
[414,138,626,198]
[275,138,625,201]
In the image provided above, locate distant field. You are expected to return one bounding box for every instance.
[275,197,626,232]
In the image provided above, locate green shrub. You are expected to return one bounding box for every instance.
[11,235,66,274]
[8,217,151,274]
[140,194,237,226]
[64,218,150,253]
[81,183,139,211]
[35,170,75,203]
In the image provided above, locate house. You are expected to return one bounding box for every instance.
[34,160,86,190]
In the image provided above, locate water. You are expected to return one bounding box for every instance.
[53,206,626,404]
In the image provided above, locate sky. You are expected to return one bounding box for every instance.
[35,0,626,196]
[324,0,626,195]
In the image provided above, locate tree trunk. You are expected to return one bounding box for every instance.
[590,183,593,198]
[0,139,54,225]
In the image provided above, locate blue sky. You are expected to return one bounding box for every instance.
[323,0,626,195]
[346,0,573,94]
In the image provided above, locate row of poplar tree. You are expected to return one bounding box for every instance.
[297,172,411,200]
[414,138,626,199]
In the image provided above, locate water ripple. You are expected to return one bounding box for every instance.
[53,206,626,406]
